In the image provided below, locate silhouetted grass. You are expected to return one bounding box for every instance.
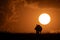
[0,32,60,40]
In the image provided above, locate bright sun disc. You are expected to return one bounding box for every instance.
[39,13,51,25]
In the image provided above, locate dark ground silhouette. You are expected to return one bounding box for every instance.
[0,32,60,40]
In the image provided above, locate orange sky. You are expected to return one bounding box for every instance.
[0,0,60,33]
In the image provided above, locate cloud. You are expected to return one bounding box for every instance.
[25,0,60,8]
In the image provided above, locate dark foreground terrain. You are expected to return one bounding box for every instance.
[0,32,60,40]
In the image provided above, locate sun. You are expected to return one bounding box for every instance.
[39,13,51,25]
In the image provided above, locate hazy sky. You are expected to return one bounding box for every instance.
[0,0,60,33]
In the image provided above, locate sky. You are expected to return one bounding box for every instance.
[0,0,60,33]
